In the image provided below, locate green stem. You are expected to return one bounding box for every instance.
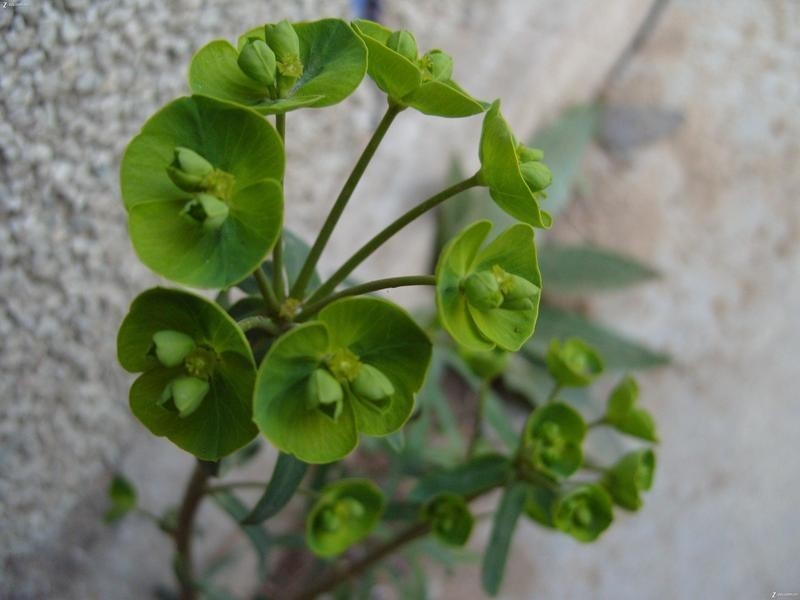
[467,381,490,458]
[273,113,287,301]
[588,417,608,429]
[294,275,436,322]
[253,267,281,319]
[306,174,481,304]
[205,481,267,494]
[237,316,279,335]
[546,382,562,403]
[290,104,403,300]
[174,461,209,600]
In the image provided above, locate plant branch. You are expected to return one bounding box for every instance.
[237,316,279,335]
[306,174,481,304]
[273,113,287,301]
[174,461,210,600]
[295,275,436,322]
[546,382,562,403]
[291,103,403,300]
[253,267,281,320]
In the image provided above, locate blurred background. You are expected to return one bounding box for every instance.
[1,0,798,598]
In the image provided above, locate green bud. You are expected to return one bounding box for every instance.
[553,484,613,542]
[386,29,418,61]
[604,449,655,511]
[492,265,540,307]
[167,147,214,192]
[150,330,195,367]
[351,364,394,411]
[181,193,229,231]
[306,368,344,421]
[421,49,453,80]
[463,270,503,311]
[517,143,544,163]
[237,38,276,86]
[520,402,585,481]
[519,160,553,192]
[546,338,604,387]
[422,492,474,546]
[264,20,300,59]
[326,347,362,382]
[160,376,209,418]
[605,376,657,442]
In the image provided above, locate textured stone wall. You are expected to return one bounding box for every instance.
[0,1,655,597]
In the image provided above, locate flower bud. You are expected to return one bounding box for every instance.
[520,402,585,481]
[421,49,453,80]
[150,329,195,367]
[553,484,613,542]
[463,270,503,311]
[517,144,544,163]
[160,376,209,418]
[351,363,394,411]
[422,492,474,546]
[604,449,655,511]
[167,147,214,192]
[386,29,418,61]
[264,20,300,59]
[238,38,276,86]
[519,160,552,192]
[181,193,230,231]
[306,368,344,421]
[492,265,540,308]
[546,338,604,387]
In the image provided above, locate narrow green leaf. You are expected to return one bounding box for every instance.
[211,491,271,580]
[409,454,511,502]
[483,392,518,450]
[539,245,658,294]
[526,306,670,370]
[481,482,527,596]
[241,452,308,524]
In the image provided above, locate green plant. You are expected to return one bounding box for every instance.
[111,18,661,599]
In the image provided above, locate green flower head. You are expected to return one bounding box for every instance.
[306,479,384,557]
[603,449,655,511]
[605,375,658,441]
[253,297,432,463]
[546,338,604,387]
[523,481,558,529]
[190,19,367,114]
[117,288,257,460]
[478,100,553,228]
[352,19,485,118]
[120,95,284,289]
[436,220,542,352]
[553,484,614,542]
[421,492,474,547]
[519,402,586,481]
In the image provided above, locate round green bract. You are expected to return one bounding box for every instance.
[189,19,367,114]
[352,19,485,118]
[606,375,658,441]
[120,95,284,288]
[546,337,604,387]
[436,220,541,352]
[553,484,614,542]
[479,100,552,228]
[422,492,474,546]
[117,287,257,460]
[521,402,586,480]
[306,479,384,556]
[253,297,432,463]
[604,449,655,511]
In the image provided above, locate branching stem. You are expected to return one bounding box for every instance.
[174,461,210,600]
[273,113,287,301]
[253,267,281,320]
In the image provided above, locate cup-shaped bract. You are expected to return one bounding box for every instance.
[552,484,613,543]
[478,101,552,228]
[306,479,384,556]
[603,449,655,511]
[253,297,432,463]
[120,95,284,289]
[189,19,367,115]
[605,375,658,441]
[523,481,558,528]
[422,492,474,546]
[117,287,258,460]
[546,338,604,387]
[436,220,542,352]
[519,402,586,481]
[352,19,485,118]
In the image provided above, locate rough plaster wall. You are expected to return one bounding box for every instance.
[442,1,800,598]
[0,0,653,597]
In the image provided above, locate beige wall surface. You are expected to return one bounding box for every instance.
[2,0,796,598]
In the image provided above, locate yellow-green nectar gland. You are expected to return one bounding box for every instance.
[183,346,217,380]
[326,347,362,383]
[574,503,593,528]
[536,421,565,464]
